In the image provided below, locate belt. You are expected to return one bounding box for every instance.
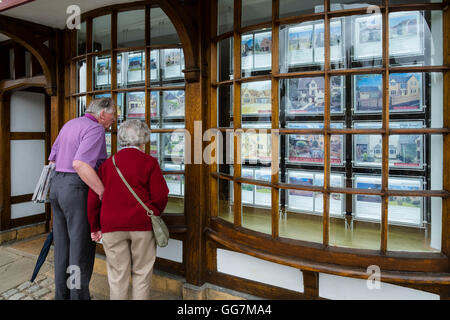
[54,171,78,176]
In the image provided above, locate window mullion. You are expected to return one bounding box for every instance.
[323,0,331,247]
[381,0,390,254]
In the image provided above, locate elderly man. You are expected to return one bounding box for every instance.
[48,98,116,300]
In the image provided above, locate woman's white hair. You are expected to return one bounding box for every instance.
[118,120,150,147]
[85,98,116,115]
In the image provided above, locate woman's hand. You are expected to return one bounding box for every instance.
[91,231,102,242]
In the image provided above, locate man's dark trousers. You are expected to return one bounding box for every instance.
[49,172,96,300]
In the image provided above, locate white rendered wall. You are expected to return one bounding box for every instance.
[10,91,45,132]
[10,139,45,198]
[319,273,439,300]
[156,238,183,263]
[217,249,304,292]
[11,202,45,220]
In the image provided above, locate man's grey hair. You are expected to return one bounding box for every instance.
[118,120,150,147]
[85,98,116,115]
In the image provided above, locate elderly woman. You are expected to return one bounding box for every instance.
[87,119,169,300]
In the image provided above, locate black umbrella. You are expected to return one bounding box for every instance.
[30,231,53,282]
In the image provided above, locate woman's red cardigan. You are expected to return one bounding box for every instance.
[87,148,169,234]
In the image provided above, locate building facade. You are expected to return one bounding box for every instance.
[0,0,450,300]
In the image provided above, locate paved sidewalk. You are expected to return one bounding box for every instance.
[0,234,178,300]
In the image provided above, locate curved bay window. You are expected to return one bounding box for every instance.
[211,0,450,281]
[72,5,185,219]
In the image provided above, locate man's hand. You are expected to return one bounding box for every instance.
[91,231,102,242]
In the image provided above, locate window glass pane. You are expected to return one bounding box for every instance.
[352,14,383,68]
[125,91,145,121]
[285,123,344,166]
[150,7,180,45]
[242,30,272,77]
[161,48,185,81]
[93,14,111,51]
[279,77,344,120]
[330,0,380,11]
[94,55,111,90]
[241,81,271,126]
[389,11,443,67]
[353,74,382,114]
[118,10,145,48]
[218,132,234,175]
[279,20,328,73]
[77,21,86,55]
[217,0,234,35]
[218,85,233,128]
[77,60,86,93]
[117,50,145,88]
[279,0,324,17]
[162,130,185,167]
[241,167,271,235]
[218,179,234,223]
[164,173,185,214]
[105,132,111,157]
[218,37,233,82]
[77,96,86,117]
[241,132,272,165]
[151,90,185,129]
[242,0,272,28]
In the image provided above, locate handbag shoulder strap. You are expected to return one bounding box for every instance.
[112,155,154,217]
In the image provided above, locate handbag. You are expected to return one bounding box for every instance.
[112,155,169,247]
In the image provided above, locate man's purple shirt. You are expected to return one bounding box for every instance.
[49,114,108,172]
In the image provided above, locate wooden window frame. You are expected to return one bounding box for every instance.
[209,0,450,282]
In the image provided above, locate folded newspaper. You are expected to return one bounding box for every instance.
[32,163,55,203]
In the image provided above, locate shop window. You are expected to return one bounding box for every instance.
[212,1,445,254]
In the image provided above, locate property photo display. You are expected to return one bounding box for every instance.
[241,168,255,205]
[150,133,159,159]
[389,73,423,112]
[353,74,383,113]
[254,168,271,207]
[287,170,344,216]
[389,11,424,58]
[150,91,159,118]
[241,80,272,116]
[241,31,272,72]
[127,51,145,83]
[126,91,145,119]
[163,129,185,161]
[353,14,382,60]
[353,121,424,168]
[241,167,271,207]
[285,76,344,114]
[95,56,111,87]
[311,19,343,64]
[164,163,185,196]
[241,132,271,163]
[163,90,185,118]
[287,122,344,165]
[354,175,423,226]
[150,50,159,81]
[162,48,184,79]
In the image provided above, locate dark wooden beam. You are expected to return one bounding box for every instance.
[0,0,36,12]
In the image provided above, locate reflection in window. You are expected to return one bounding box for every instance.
[150,7,181,45]
[117,51,145,88]
[151,90,185,129]
[241,0,271,28]
[77,21,86,55]
[77,60,86,93]
[217,0,233,35]
[241,81,271,125]
[241,30,272,77]
[93,14,111,51]
[118,10,145,48]
[94,55,111,89]
[279,0,323,17]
